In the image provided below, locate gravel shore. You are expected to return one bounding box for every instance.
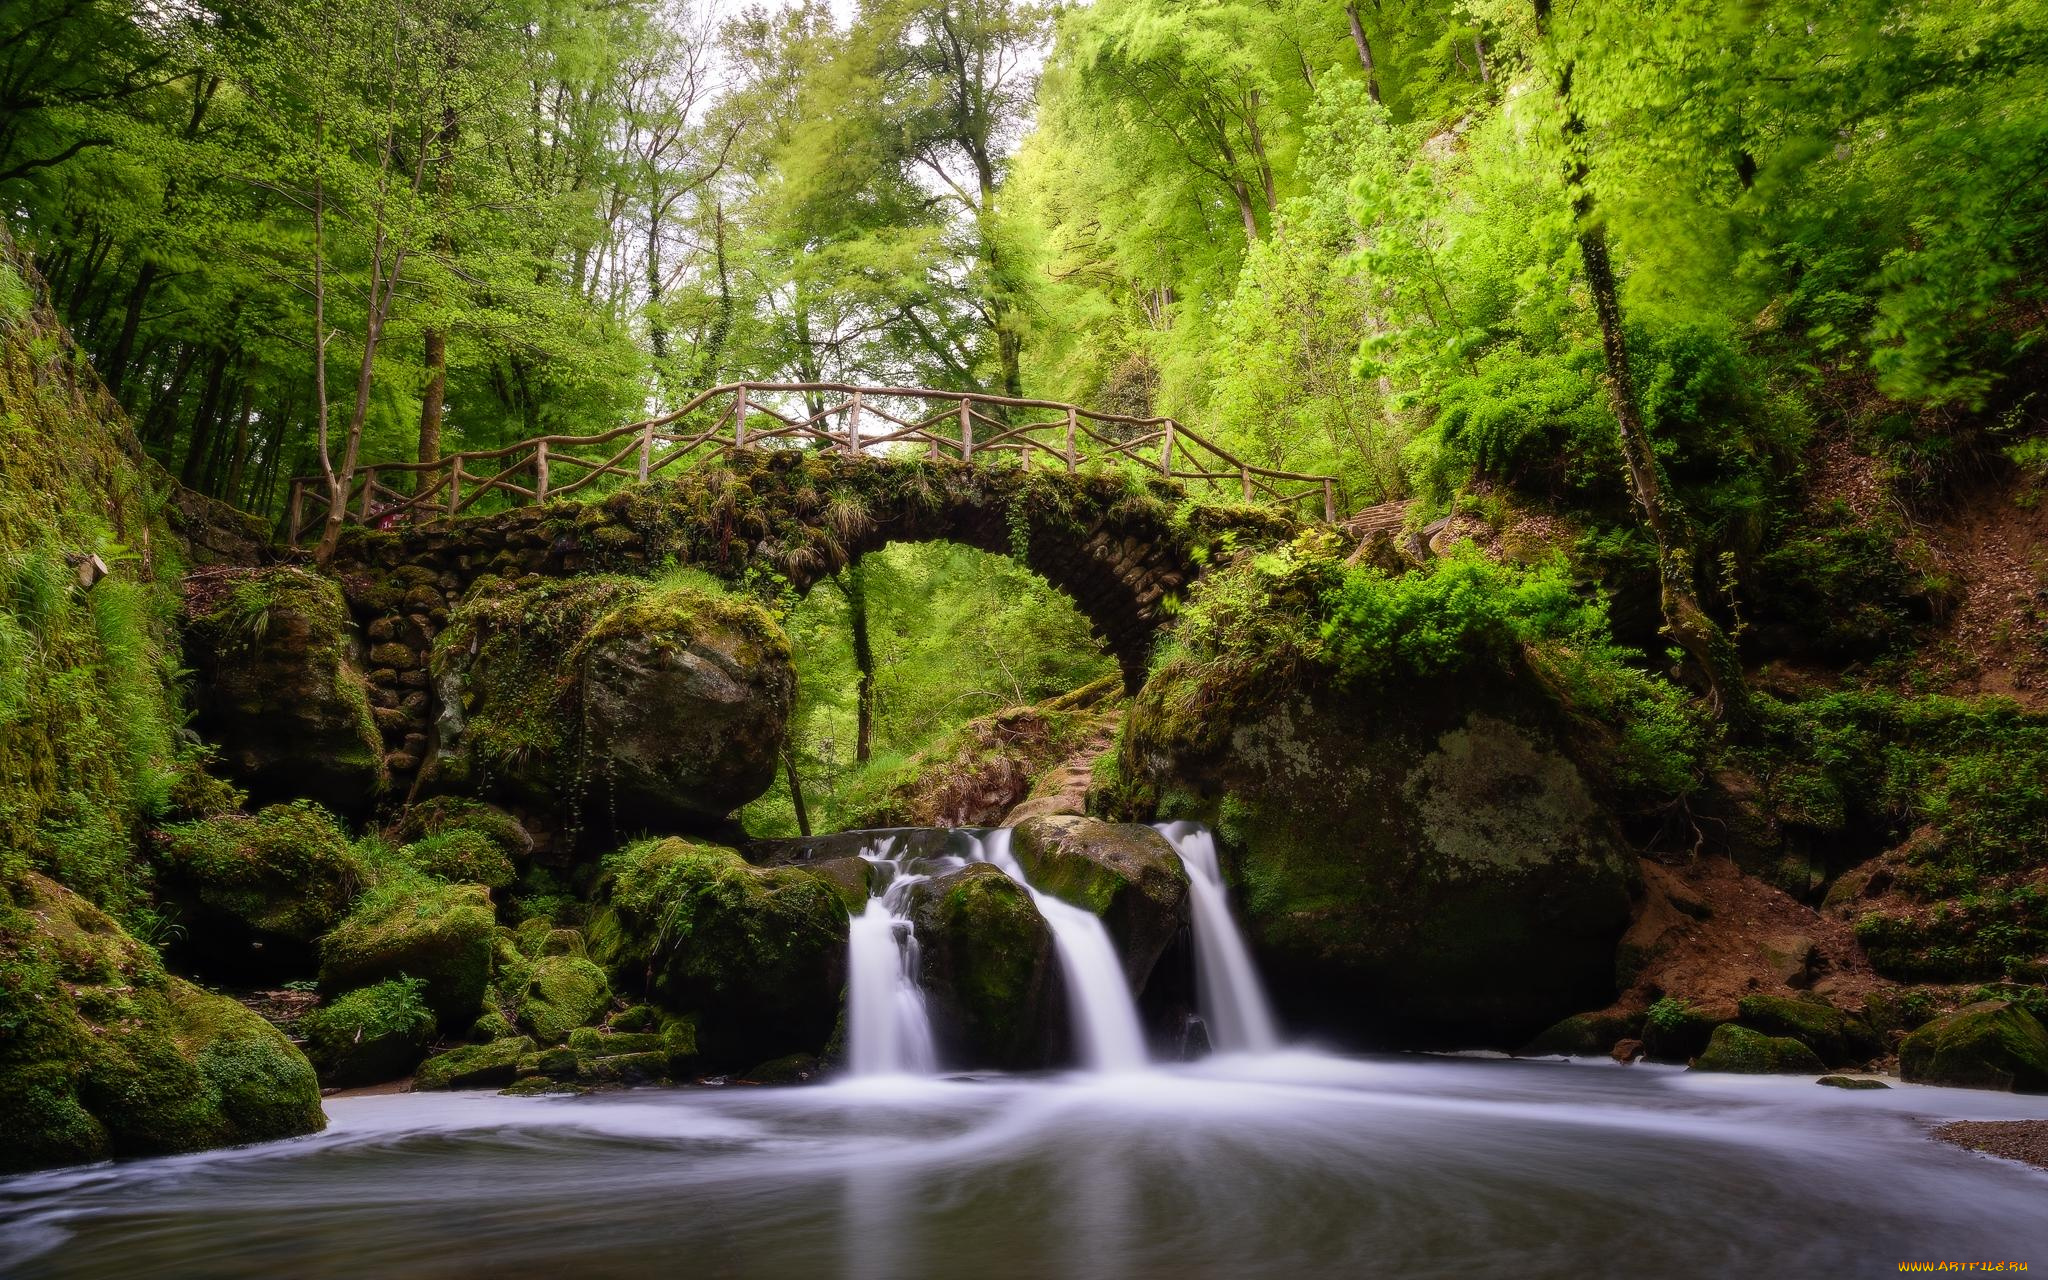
[1933,1120,2048,1172]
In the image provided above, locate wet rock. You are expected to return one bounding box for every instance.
[1690,1024,1826,1075]
[1124,660,1635,1046]
[1817,1075,1890,1090]
[587,838,846,1068]
[1736,994,1881,1067]
[1899,1001,2048,1093]
[909,863,1061,1070]
[742,1053,821,1084]
[1520,1010,1641,1058]
[1010,816,1189,992]
[0,873,325,1174]
[414,1037,535,1090]
[182,566,386,817]
[1611,1038,1646,1065]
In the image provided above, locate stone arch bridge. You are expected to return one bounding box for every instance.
[323,448,1302,792]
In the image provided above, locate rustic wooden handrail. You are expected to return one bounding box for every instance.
[285,382,1345,545]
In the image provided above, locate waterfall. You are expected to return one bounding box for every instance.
[969,829,1149,1072]
[1154,821,1281,1053]
[846,838,942,1076]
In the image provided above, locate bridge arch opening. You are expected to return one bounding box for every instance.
[744,539,1118,838]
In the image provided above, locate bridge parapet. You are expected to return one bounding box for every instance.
[287,383,1344,545]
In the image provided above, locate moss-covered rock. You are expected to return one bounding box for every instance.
[299,978,436,1087]
[429,575,794,840]
[1519,1010,1642,1057]
[414,1036,535,1090]
[319,881,496,1025]
[0,873,326,1173]
[182,565,386,817]
[1736,994,1880,1067]
[149,801,360,981]
[587,838,846,1067]
[1691,1023,1827,1074]
[1124,657,1636,1046]
[399,829,516,890]
[517,954,611,1044]
[1899,1001,2048,1093]
[387,796,534,860]
[1011,816,1188,991]
[909,863,1059,1070]
[1641,997,1725,1062]
[1817,1075,1890,1089]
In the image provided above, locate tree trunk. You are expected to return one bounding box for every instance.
[783,744,811,838]
[841,565,876,765]
[180,346,230,488]
[1346,5,1382,104]
[418,328,445,467]
[1535,3,1745,723]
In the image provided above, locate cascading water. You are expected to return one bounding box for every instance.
[968,828,1149,1072]
[845,837,942,1076]
[1154,821,1281,1053]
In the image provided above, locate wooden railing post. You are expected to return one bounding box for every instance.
[639,418,653,481]
[1322,477,1335,523]
[1159,422,1175,477]
[846,390,863,455]
[1064,408,1077,474]
[734,386,750,450]
[448,457,462,520]
[958,397,972,462]
[535,440,551,502]
[287,480,305,546]
[358,468,378,521]
[1240,466,1252,503]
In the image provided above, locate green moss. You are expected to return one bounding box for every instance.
[1735,994,1879,1067]
[0,872,325,1173]
[299,977,435,1086]
[1691,1023,1827,1074]
[387,797,532,859]
[517,953,611,1044]
[910,863,1053,1069]
[319,880,496,1026]
[151,801,360,942]
[587,837,846,1067]
[414,1036,535,1090]
[1642,997,1722,1061]
[399,829,516,890]
[1817,1075,1890,1089]
[1899,1001,2048,1092]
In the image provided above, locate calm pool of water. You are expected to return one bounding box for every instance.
[4,1053,2045,1278]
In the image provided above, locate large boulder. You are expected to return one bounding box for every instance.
[587,838,847,1068]
[299,978,436,1087]
[516,954,612,1044]
[149,801,361,982]
[1122,660,1636,1046]
[182,566,386,817]
[1010,816,1187,992]
[0,873,326,1173]
[909,863,1062,1070]
[1690,1023,1826,1075]
[428,576,794,841]
[1900,1001,2048,1093]
[319,881,496,1026]
[1735,994,1881,1068]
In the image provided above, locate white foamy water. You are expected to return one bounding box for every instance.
[846,837,943,1076]
[969,828,1149,1071]
[1155,821,1281,1053]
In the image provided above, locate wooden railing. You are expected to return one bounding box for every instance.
[285,382,1344,545]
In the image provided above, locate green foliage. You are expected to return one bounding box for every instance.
[152,801,361,942]
[1321,546,1601,688]
[398,830,516,891]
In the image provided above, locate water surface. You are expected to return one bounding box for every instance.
[5,1054,2046,1278]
